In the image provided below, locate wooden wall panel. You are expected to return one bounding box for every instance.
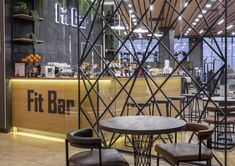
[12,79,79,134]
[12,77,181,134]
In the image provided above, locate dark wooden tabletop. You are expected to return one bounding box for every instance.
[99,116,186,135]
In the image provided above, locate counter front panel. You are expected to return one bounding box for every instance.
[11,77,182,134]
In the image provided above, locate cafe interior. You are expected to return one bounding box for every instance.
[1,0,235,166]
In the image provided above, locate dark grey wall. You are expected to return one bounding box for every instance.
[10,0,103,67]
[35,0,102,66]
[5,0,13,76]
[159,28,175,68]
[35,0,77,65]
[189,38,203,74]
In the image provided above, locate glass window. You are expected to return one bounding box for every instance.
[174,38,189,61]
[202,37,235,73]
[203,37,227,73]
[120,39,159,64]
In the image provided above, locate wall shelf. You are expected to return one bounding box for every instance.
[13,14,44,21]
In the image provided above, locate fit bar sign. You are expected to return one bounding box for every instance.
[54,2,88,29]
[27,90,75,115]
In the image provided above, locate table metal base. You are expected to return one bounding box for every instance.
[131,135,154,166]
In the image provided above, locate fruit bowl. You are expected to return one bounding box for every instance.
[21,53,42,63]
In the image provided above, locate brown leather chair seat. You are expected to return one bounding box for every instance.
[70,148,129,166]
[155,143,213,164]
[205,116,235,124]
[155,123,214,166]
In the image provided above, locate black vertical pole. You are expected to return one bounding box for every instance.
[224,0,228,166]
[97,82,99,132]
[32,0,35,55]
[78,0,81,129]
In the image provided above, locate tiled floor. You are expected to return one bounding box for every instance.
[0,132,233,166]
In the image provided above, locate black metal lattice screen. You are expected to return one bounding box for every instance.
[75,0,230,165]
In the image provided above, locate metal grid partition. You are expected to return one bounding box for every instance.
[75,0,230,165]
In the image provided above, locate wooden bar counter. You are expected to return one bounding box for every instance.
[11,76,182,134]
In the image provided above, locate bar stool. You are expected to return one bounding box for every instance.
[125,101,152,147]
[151,99,174,141]
[151,99,171,116]
[205,106,235,149]
[126,102,152,115]
[181,94,200,122]
[192,92,207,119]
[169,96,186,118]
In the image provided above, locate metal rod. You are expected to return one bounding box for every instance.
[224,0,228,165]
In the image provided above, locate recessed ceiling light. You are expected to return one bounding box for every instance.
[192,22,197,25]
[154,33,163,37]
[133,22,137,25]
[128,4,132,8]
[104,2,115,5]
[227,25,233,30]
[198,14,203,18]
[218,19,224,25]
[178,16,182,20]
[202,10,207,14]
[150,5,153,11]
[111,25,126,30]
[199,30,204,34]
[232,32,235,35]
[129,10,133,13]
[132,19,137,22]
[185,33,188,36]
[217,30,222,35]
[147,33,163,37]
[195,18,200,22]
[134,28,148,33]
[131,14,135,18]
[184,2,188,8]
[205,4,212,8]
[188,28,192,31]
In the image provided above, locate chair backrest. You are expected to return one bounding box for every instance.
[185,122,214,140]
[67,128,102,149]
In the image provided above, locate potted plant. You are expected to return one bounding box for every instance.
[24,32,38,49]
[30,10,40,36]
[14,1,30,15]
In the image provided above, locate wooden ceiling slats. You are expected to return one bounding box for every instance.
[191,1,226,35]
[168,0,177,28]
[110,0,232,36]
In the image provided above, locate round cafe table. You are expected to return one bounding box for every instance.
[202,96,235,106]
[99,116,186,166]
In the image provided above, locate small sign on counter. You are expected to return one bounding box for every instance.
[15,63,26,77]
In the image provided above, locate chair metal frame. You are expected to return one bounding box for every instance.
[156,123,214,166]
[65,128,103,166]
